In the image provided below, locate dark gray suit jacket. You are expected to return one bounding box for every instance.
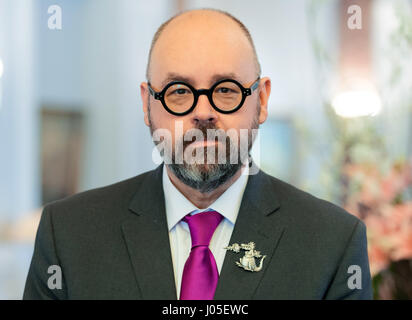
[23,164,372,299]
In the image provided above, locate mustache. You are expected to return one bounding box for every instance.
[182,123,231,150]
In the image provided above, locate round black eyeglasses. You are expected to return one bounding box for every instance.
[148,77,260,116]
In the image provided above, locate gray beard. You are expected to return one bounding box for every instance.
[148,99,259,193]
[167,161,243,193]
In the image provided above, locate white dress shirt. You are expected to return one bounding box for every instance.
[162,163,249,299]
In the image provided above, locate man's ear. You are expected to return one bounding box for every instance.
[257,77,271,124]
[140,82,151,127]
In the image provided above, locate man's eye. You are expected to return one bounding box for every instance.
[171,88,189,95]
[217,87,234,94]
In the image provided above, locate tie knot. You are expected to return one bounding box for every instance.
[183,210,223,247]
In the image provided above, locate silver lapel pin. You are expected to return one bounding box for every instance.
[224,242,266,272]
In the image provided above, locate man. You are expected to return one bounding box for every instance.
[23,8,372,300]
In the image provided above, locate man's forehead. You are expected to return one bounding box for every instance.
[157,72,244,88]
[152,24,251,62]
[150,37,255,87]
[149,10,256,85]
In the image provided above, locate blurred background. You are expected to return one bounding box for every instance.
[0,0,411,299]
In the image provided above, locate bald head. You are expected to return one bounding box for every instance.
[146,8,261,83]
[140,9,271,193]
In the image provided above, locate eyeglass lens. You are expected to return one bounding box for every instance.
[164,81,243,114]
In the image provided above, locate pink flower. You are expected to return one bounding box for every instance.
[381,162,412,203]
[342,158,412,276]
[390,231,412,262]
[368,244,390,276]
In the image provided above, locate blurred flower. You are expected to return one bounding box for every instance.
[343,158,412,276]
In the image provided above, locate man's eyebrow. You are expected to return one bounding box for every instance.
[160,73,193,88]
[159,72,241,88]
[209,73,240,84]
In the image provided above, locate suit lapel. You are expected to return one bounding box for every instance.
[214,169,286,300]
[121,164,177,300]
[121,163,286,300]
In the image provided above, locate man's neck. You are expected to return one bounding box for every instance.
[165,165,246,209]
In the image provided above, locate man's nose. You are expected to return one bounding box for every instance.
[190,94,218,125]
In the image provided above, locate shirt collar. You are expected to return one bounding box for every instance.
[163,163,249,231]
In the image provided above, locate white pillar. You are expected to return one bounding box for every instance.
[0,0,39,221]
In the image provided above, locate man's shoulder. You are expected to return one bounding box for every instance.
[43,166,160,222]
[259,170,363,232]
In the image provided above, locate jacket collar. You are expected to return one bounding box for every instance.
[124,162,284,299]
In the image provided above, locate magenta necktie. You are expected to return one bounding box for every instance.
[180,210,224,300]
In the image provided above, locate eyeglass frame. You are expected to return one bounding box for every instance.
[147,77,260,116]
